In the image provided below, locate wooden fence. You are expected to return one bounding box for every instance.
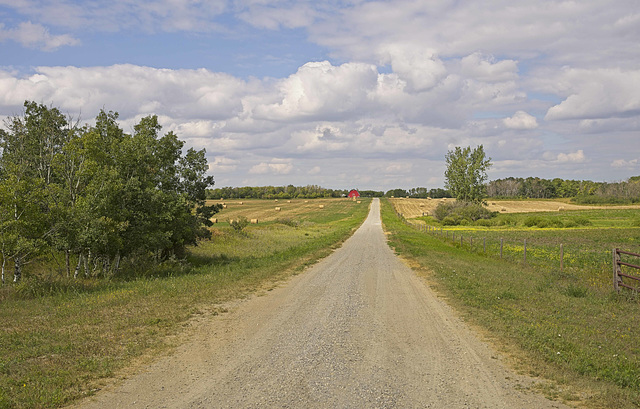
[613,248,640,293]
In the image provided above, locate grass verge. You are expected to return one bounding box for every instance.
[0,198,370,409]
[381,199,640,408]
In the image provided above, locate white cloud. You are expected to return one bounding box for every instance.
[236,1,318,30]
[0,21,79,50]
[254,61,379,121]
[460,53,518,83]
[544,68,640,121]
[1,0,228,33]
[308,166,321,175]
[2,1,640,187]
[377,45,447,92]
[210,157,238,174]
[503,111,538,130]
[543,150,586,163]
[249,159,293,175]
[611,158,638,168]
[0,65,250,120]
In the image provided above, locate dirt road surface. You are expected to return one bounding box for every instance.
[75,198,568,408]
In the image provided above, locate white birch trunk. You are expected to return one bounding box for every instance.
[13,256,21,283]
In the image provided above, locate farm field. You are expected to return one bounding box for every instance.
[382,198,640,408]
[0,198,370,409]
[394,202,640,294]
[207,197,363,225]
[389,197,640,219]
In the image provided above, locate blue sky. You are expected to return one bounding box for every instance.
[1,1,639,191]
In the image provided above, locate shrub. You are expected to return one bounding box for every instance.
[434,201,496,226]
[230,216,249,232]
[497,216,516,226]
[475,219,494,227]
[442,216,459,226]
[570,216,592,226]
[549,219,565,228]
[524,216,544,227]
[276,217,299,227]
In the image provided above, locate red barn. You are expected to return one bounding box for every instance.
[348,189,360,198]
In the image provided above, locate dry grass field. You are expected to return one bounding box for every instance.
[389,197,640,219]
[207,198,362,224]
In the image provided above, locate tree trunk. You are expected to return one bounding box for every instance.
[74,253,83,279]
[83,251,90,277]
[113,253,121,275]
[13,256,22,283]
[103,257,110,276]
[65,249,71,278]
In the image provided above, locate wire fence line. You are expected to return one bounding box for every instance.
[392,209,631,293]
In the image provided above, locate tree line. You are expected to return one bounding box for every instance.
[207,186,452,200]
[207,185,349,199]
[0,102,218,283]
[487,176,640,203]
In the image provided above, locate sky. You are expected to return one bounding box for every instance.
[1,0,639,191]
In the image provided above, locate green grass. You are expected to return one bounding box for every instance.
[0,198,370,409]
[414,208,640,293]
[382,199,640,408]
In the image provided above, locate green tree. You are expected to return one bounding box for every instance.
[444,145,492,204]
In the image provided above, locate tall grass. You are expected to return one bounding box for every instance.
[0,199,370,409]
[382,199,640,408]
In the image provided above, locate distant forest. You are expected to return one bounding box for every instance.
[208,176,640,204]
[487,176,640,204]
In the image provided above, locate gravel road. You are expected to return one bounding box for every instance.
[76,198,568,408]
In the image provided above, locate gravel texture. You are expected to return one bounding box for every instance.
[74,198,568,409]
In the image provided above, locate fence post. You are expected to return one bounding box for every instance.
[613,248,621,293]
[460,235,463,247]
[500,238,503,259]
[560,244,564,272]
[483,237,486,253]
[524,239,527,264]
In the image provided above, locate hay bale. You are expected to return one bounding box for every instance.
[250,219,258,224]
[238,201,243,205]
[304,200,309,203]
[275,199,278,202]
[211,218,218,223]
[222,204,227,209]
[357,201,361,204]
[419,203,425,207]
[558,206,565,211]
[491,202,496,205]
[501,207,507,212]
[275,207,281,211]
[287,200,291,203]
[319,204,325,209]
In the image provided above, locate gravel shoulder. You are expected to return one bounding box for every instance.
[73,198,569,408]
